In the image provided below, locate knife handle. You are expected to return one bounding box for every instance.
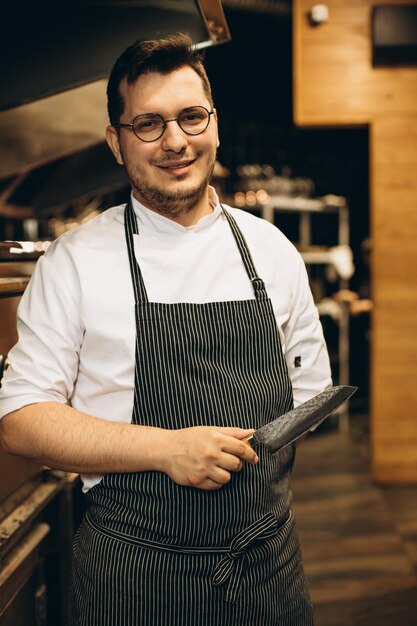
[242,434,258,449]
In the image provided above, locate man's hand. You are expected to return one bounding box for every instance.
[159,426,259,491]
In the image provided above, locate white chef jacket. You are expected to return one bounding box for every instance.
[0,188,331,490]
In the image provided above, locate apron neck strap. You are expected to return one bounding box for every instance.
[125,197,149,303]
[221,205,269,301]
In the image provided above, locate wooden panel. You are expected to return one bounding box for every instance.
[293,0,417,123]
[293,0,417,482]
[371,115,417,483]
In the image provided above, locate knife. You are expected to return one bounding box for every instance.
[243,385,357,453]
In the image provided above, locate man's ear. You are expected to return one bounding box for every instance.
[106,125,124,166]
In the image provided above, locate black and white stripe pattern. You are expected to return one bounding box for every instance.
[68,200,314,625]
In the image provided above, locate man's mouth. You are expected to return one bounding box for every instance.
[155,158,197,171]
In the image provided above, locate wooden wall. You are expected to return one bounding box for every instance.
[293,0,417,482]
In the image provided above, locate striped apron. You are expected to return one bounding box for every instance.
[68,200,314,625]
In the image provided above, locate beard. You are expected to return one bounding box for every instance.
[123,149,216,219]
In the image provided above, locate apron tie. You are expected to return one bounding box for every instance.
[212,512,279,604]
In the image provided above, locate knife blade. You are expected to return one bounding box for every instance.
[243,385,357,453]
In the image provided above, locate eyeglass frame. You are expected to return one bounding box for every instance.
[113,106,215,142]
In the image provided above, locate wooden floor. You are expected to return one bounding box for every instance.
[292,417,417,626]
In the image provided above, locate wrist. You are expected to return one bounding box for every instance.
[137,425,173,473]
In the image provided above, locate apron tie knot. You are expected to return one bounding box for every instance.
[212,512,279,604]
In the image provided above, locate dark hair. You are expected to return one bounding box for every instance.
[107,32,213,125]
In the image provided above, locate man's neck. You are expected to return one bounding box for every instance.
[132,187,215,227]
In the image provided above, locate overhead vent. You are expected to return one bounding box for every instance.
[0,0,231,112]
[0,0,231,181]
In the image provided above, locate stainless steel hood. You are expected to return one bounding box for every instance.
[1,0,231,112]
[0,1,231,219]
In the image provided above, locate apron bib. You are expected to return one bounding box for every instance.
[69,200,314,625]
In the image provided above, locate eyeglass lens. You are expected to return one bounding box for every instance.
[133,106,210,141]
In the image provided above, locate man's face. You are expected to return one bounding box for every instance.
[106,66,219,222]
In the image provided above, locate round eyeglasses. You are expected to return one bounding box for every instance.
[113,106,214,142]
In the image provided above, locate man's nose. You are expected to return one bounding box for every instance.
[160,120,188,152]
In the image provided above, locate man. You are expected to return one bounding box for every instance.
[0,33,331,625]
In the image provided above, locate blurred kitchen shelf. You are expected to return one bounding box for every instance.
[260,194,349,249]
[299,248,338,265]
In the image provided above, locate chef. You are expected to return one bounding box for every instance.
[0,33,331,625]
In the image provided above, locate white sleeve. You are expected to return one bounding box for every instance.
[0,244,84,418]
[284,253,332,407]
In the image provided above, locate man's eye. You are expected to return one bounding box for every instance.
[138,120,157,130]
[135,117,162,132]
[181,113,204,124]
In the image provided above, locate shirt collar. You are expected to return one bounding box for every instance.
[130,186,222,234]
